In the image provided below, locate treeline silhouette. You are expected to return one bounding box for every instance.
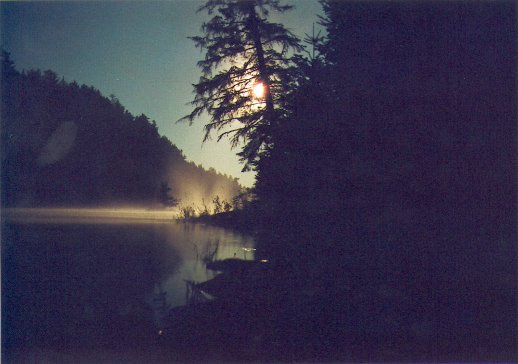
[1,52,242,208]
[201,1,515,361]
[255,1,516,263]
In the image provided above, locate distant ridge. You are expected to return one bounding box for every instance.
[1,51,242,208]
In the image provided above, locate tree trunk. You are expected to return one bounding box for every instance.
[245,2,275,116]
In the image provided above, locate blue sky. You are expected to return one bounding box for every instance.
[1,0,323,187]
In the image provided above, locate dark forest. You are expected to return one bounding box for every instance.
[178,1,517,361]
[1,53,242,208]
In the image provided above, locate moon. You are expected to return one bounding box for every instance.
[252,82,265,98]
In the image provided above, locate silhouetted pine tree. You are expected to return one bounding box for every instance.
[181,0,302,169]
[159,182,179,207]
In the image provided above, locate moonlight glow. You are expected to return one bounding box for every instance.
[252,82,265,98]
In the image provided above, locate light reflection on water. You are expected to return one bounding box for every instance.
[146,222,255,329]
[2,209,255,347]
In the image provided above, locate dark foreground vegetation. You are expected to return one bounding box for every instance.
[0,55,242,208]
[172,0,517,362]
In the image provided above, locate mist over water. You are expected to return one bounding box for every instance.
[3,207,181,224]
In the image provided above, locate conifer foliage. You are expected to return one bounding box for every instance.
[181,0,301,169]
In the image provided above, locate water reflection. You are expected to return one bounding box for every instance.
[149,222,255,328]
[2,214,255,353]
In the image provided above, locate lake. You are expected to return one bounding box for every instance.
[2,211,255,360]
[2,210,515,362]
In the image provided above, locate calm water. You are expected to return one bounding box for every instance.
[2,217,255,354]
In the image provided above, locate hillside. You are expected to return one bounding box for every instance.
[1,52,242,208]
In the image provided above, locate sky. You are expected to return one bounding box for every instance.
[1,0,323,187]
